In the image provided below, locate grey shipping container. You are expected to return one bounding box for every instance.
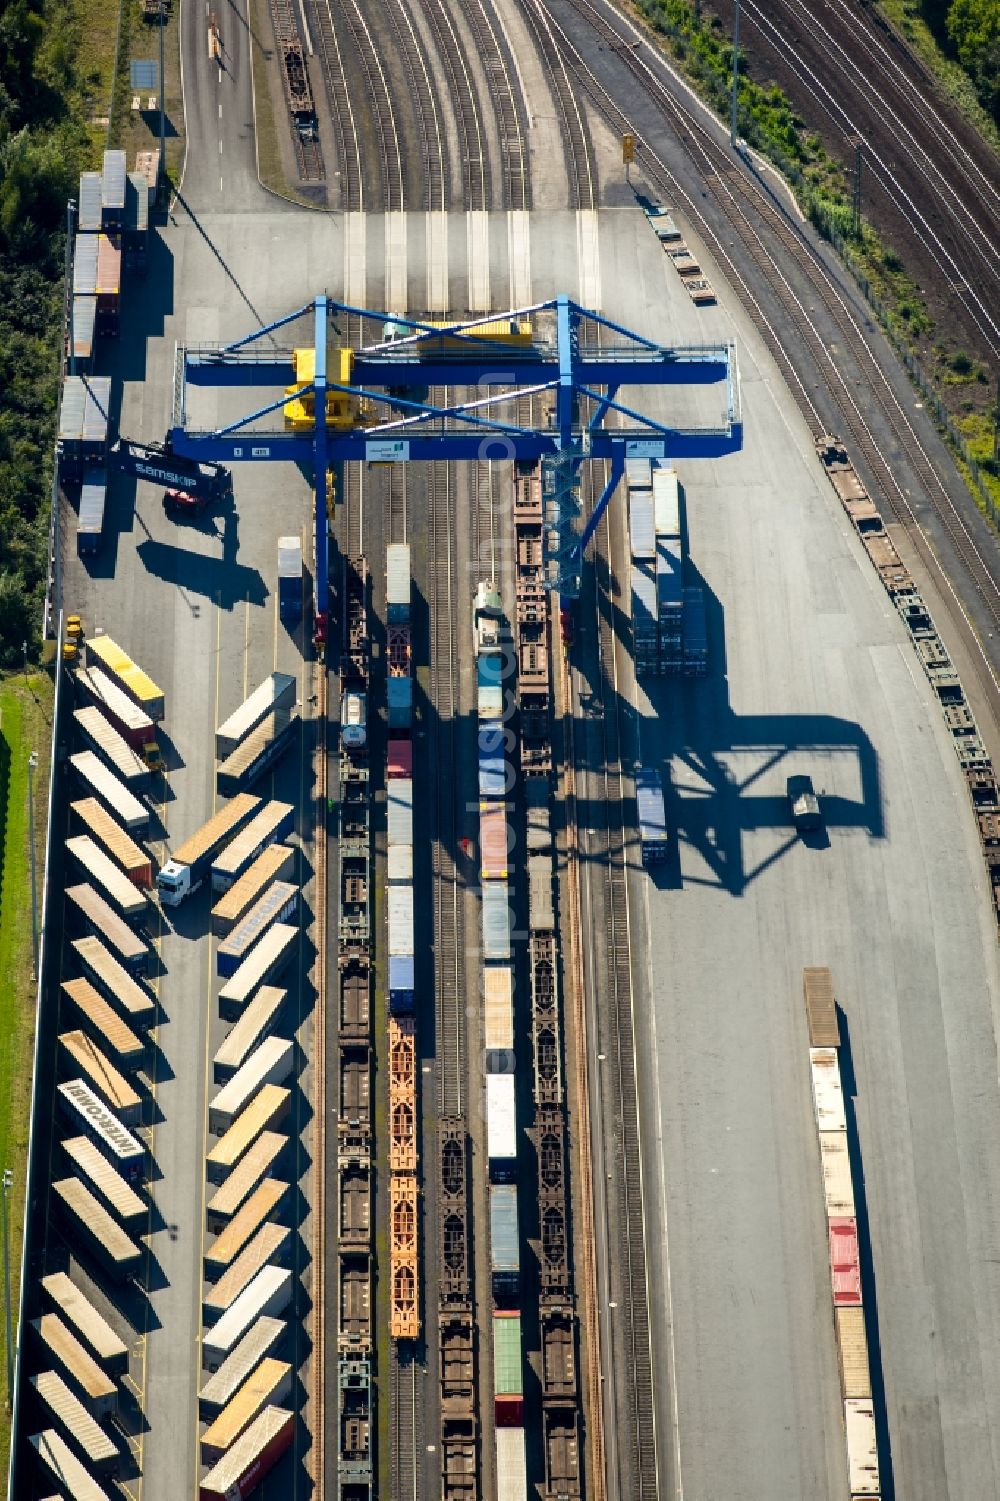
[386,543,411,622]
[636,768,668,864]
[387,675,413,729]
[629,490,656,560]
[388,884,414,957]
[199,1317,287,1417]
[482,880,512,960]
[78,170,103,231]
[387,778,413,845]
[77,471,107,557]
[631,563,658,655]
[217,711,299,796]
[216,673,296,759]
[124,173,148,267]
[527,855,554,932]
[73,233,99,297]
[625,457,652,489]
[682,586,708,674]
[69,296,97,369]
[217,882,297,978]
[490,1184,520,1299]
[101,148,127,228]
[59,372,110,446]
[653,465,681,539]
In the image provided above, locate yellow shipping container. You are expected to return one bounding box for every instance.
[835,1307,871,1399]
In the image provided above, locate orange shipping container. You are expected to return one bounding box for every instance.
[480,802,510,881]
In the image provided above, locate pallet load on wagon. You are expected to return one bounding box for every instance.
[56,1078,145,1182]
[29,1314,117,1419]
[66,837,150,923]
[61,978,145,1069]
[198,1404,295,1501]
[217,711,300,797]
[76,470,107,557]
[71,936,156,1024]
[218,924,297,1019]
[216,674,297,759]
[75,664,160,758]
[70,751,149,831]
[198,1318,287,1419]
[71,800,152,888]
[206,1085,291,1184]
[58,376,111,483]
[202,1268,294,1372]
[211,802,295,892]
[61,1134,146,1226]
[205,1132,287,1236]
[41,1271,129,1375]
[29,1428,114,1501]
[213,987,287,1084]
[200,1357,293,1464]
[58,1030,142,1124]
[203,1225,292,1323]
[29,1370,121,1474]
[66,885,150,976]
[208,1035,295,1135]
[73,705,149,785]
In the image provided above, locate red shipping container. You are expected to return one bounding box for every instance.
[388,738,412,779]
[480,802,510,880]
[495,1394,524,1427]
[199,1407,294,1500]
[829,1216,862,1306]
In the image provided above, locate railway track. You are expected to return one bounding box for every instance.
[307,0,362,208]
[516,0,596,210]
[453,0,531,208]
[293,132,325,184]
[388,1343,419,1499]
[382,0,446,212]
[420,0,490,209]
[541,0,1000,646]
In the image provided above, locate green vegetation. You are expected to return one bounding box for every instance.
[879,1,1000,151]
[0,674,53,1468]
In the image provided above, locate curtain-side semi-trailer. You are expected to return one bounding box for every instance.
[157,792,261,905]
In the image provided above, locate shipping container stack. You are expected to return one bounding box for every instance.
[384,543,420,1343]
[626,459,658,677]
[511,465,582,1498]
[803,968,882,1501]
[336,555,375,1497]
[653,465,684,674]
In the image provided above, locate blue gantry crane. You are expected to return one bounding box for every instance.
[166,295,741,642]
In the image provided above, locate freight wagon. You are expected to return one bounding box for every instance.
[216,673,297,759]
[211,802,295,892]
[208,1036,295,1134]
[71,936,156,1023]
[200,1357,293,1463]
[204,1185,290,1282]
[61,1135,146,1225]
[29,1370,121,1474]
[73,706,149,785]
[492,1312,524,1425]
[66,885,149,975]
[65,837,149,923]
[480,802,510,881]
[203,1227,292,1323]
[41,1272,129,1375]
[56,1078,145,1182]
[217,712,300,796]
[484,965,514,1059]
[495,1425,528,1501]
[218,923,298,1019]
[28,1428,113,1501]
[29,1314,117,1419]
[75,665,159,760]
[58,1031,142,1124]
[478,721,508,798]
[387,777,413,845]
[198,1404,295,1500]
[199,1317,287,1418]
[482,881,512,960]
[211,845,295,935]
[53,1177,142,1281]
[213,986,287,1083]
[206,1085,290,1183]
[60,978,145,1068]
[69,752,149,831]
[202,1268,293,1371]
[70,800,152,887]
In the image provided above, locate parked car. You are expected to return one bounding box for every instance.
[787,773,822,832]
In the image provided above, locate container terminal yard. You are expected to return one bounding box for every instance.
[7,1,1000,1499]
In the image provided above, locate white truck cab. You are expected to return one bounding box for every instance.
[157,860,194,906]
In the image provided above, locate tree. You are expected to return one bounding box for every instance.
[947,0,1000,118]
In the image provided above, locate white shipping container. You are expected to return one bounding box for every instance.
[486,1074,517,1164]
[387,844,413,884]
[387,779,413,846]
[216,673,296,759]
[209,1036,295,1134]
[202,1267,293,1371]
[809,1047,847,1133]
[386,543,411,612]
[199,1317,286,1416]
[388,885,414,957]
[624,457,652,490]
[66,836,148,920]
[69,752,149,830]
[214,987,287,1083]
[844,1399,880,1495]
[819,1130,855,1217]
[652,465,681,538]
[496,1425,528,1501]
[484,966,514,1053]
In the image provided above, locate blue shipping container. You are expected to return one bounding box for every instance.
[636,768,668,864]
[389,954,414,1014]
[387,676,412,730]
[490,1185,520,1301]
[278,536,303,622]
[482,880,511,960]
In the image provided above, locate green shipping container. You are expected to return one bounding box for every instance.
[492,1314,523,1396]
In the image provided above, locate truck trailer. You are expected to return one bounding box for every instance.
[156,792,261,905]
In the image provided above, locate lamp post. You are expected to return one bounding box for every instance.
[2,1169,13,1411]
[27,752,39,982]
